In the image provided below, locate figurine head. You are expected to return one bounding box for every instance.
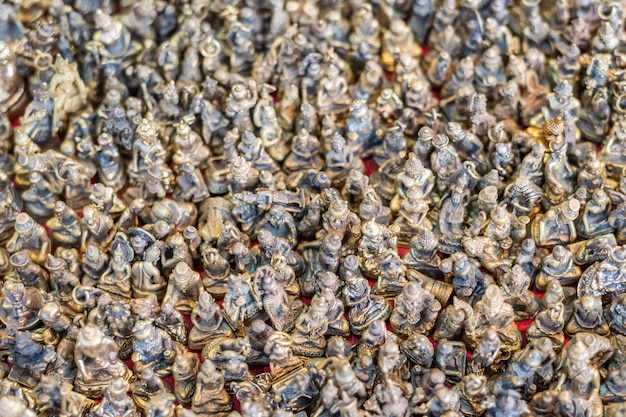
[554,82,573,103]
[521,238,536,254]
[406,186,424,203]
[46,254,66,273]
[389,19,406,35]
[153,220,171,239]
[93,9,113,30]
[445,122,463,141]
[2,280,25,299]
[401,334,433,366]
[490,205,509,226]
[592,189,608,205]
[349,99,367,117]
[481,285,505,310]
[197,292,215,312]
[15,212,36,235]
[362,221,382,240]
[432,134,450,150]
[129,227,156,254]
[172,262,195,289]
[229,156,251,180]
[450,189,464,205]
[83,245,102,265]
[481,48,502,72]
[464,374,488,397]
[416,229,437,251]
[76,325,107,355]
[559,199,580,221]
[611,246,626,263]
[267,206,288,228]
[133,319,154,340]
[256,229,275,250]
[403,281,424,302]
[39,301,63,326]
[106,377,129,400]
[495,388,522,412]
[9,251,29,270]
[330,134,346,151]
[200,359,217,376]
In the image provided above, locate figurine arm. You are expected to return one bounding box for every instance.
[75,352,91,381]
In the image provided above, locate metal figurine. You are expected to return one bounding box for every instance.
[390,281,441,338]
[535,245,582,291]
[6,0,626,413]
[566,295,610,336]
[74,324,132,398]
[92,378,138,417]
[131,318,179,378]
[192,360,232,416]
[163,262,203,315]
[500,265,540,321]
[9,250,49,291]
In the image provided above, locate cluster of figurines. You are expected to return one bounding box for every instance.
[3,0,626,416]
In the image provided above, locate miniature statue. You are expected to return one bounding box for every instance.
[80,205,115,251]
[467,327,502,376]
[342,255,392,334]
[566,295,610,336]
[0,171,22,244]
[535,245,582,290]
[532,199,580,247]
[437,187,468,252]
[474,48,506,100]
[8,329,56,388]
[188,292,234,351]
[74,324,132,397]
[93,378,137,417]
[345,99,380,155]
[45,201,81,248]
[131,244,167,299]
[6,212,51,265]
[0,40,26,118]
[265,331,302,379]
[192,360,232,416]
[577,189,614,239]
[223,273,262,327]
[554,338,604,417]
[33,375,95,417]
[433,297,473,342]
[169,352,197,406]
[49,56,88,134]
[132,319,179,377]
[291,297,330,357]
[253,265,304,332]
[8,251,48,291]
[156,302,188,345]
[131,368,171,412]
[500,265,540,320]
[46,254,83,315]
[98,232,134,299]
[443,253,493,305]
[163,262,203,315]
[527,300,566,350]
[390,281,441,338]
[435,339,467,385]
[465,285,522,356]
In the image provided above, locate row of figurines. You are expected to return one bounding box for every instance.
[1,0,624,121]
[4,310,626,417]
